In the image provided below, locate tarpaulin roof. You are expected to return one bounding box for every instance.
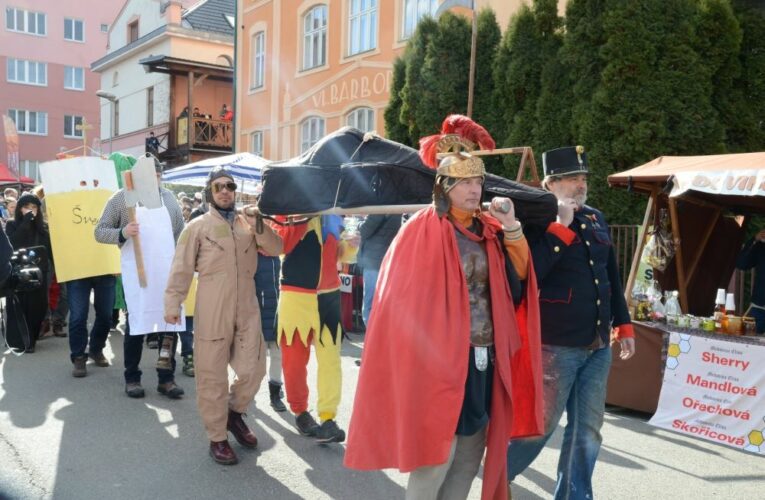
[258,127,558,228]
[608,152,765,213]
[162,152,267,194]
[0,162,34,185]
[609,152,765,189]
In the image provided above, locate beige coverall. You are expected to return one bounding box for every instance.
[164,209,282,441]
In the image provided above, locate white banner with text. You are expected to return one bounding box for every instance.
[649,332,765,454]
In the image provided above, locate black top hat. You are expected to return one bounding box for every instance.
[542,146,589,177]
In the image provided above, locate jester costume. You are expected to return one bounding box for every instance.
[276,215,346,437]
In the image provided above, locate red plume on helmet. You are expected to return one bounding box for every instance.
[418,133,443,169]
[418,115,496,169]
[440,114,496,151]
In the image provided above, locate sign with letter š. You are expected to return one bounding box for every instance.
[40,157,120,282]
[649,332,765,455]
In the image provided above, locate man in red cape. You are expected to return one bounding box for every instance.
[345,119,544,499]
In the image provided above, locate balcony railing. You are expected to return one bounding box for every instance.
[176,116,232,151]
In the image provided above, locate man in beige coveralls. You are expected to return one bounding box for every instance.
[164,167,283,465]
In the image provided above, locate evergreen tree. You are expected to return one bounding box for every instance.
[399,17,439,146]
[472,8,502,138]
[384,56,410,144]
[693,0,743,151]
[493,0,561,178]
[418,12,472,137]
[730,3,765,151]
[560,0,612,141]
[581,0,723,223]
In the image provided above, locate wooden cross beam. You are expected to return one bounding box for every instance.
[76,118,94,155]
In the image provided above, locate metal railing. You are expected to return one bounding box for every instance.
[610,225,640,289]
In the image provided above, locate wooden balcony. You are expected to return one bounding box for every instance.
[176,116,233,152]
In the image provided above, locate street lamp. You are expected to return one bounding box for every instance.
[96,90,117,154]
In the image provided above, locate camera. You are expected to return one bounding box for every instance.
[0,247,44,297]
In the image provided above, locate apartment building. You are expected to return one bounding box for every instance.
[235,0,534,160]
[1,0,123,181]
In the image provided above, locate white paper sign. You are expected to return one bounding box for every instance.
[339,273,353,293]
[121,206,185,335]
[649,332,765,455]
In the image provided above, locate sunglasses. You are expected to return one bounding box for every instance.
[211,181,237,193]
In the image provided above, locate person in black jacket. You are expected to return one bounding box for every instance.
[736,229,765,333]
[358,215,401,327]
[506,147,635,499]
[254,252,286,411]
[5,193,52,352]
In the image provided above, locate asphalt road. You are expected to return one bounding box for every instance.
[0,326,762,499]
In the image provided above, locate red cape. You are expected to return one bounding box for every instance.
[344,207,543,500]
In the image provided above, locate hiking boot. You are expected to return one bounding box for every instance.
[157,381,184,399]
[72,356,87,378]
[182,355,195,377]
[125,382,145,398]
[295,411,320,437]
[227,410,258,448]
[269,382,286,412]
[315,419,345,444]
[52,321,67,337]
[89,351,110,367]
[209,440,238,465]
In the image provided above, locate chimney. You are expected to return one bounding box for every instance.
[162,1,183,25]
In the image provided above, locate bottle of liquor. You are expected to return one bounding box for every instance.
[713,289,726,332]
[723,293,736,334]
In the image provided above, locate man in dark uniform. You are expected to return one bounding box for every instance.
[506,146,636,500]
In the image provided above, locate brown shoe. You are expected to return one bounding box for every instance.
[157,381,185,399]
[52,322,67,337]
[72,356,87,378]
[227,410,258,448]
[209,440,238,465]
[88,351,110,367]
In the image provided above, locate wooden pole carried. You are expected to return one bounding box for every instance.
[123,171,147,288]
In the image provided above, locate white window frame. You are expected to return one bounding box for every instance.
[401,0,437,40]
[20,160,41,182]
[346,107,375,132]
[348,0,377,56]
[6,7,46,36]
[64,115,84,138]
[250,131,263,156]
[302,5,328,71]
[64,17,84,42]
[8,109,48,135]
[6,58,47,86]
[64,66,85,90]
[300,116,325,153]
[251,31,265,89]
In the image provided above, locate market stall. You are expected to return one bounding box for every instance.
[606,153,765,421]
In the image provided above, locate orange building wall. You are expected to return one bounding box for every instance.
[236,0,565,160]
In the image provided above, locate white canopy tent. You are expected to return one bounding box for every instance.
[161,152,268,195]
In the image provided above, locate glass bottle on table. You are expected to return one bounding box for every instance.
[714,288,726,332]
[723,293,736,334]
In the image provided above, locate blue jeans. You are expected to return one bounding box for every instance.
[123,313,176,385]
[507,345,612,500]
[362,268,379,326]
[67,275,116,362]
